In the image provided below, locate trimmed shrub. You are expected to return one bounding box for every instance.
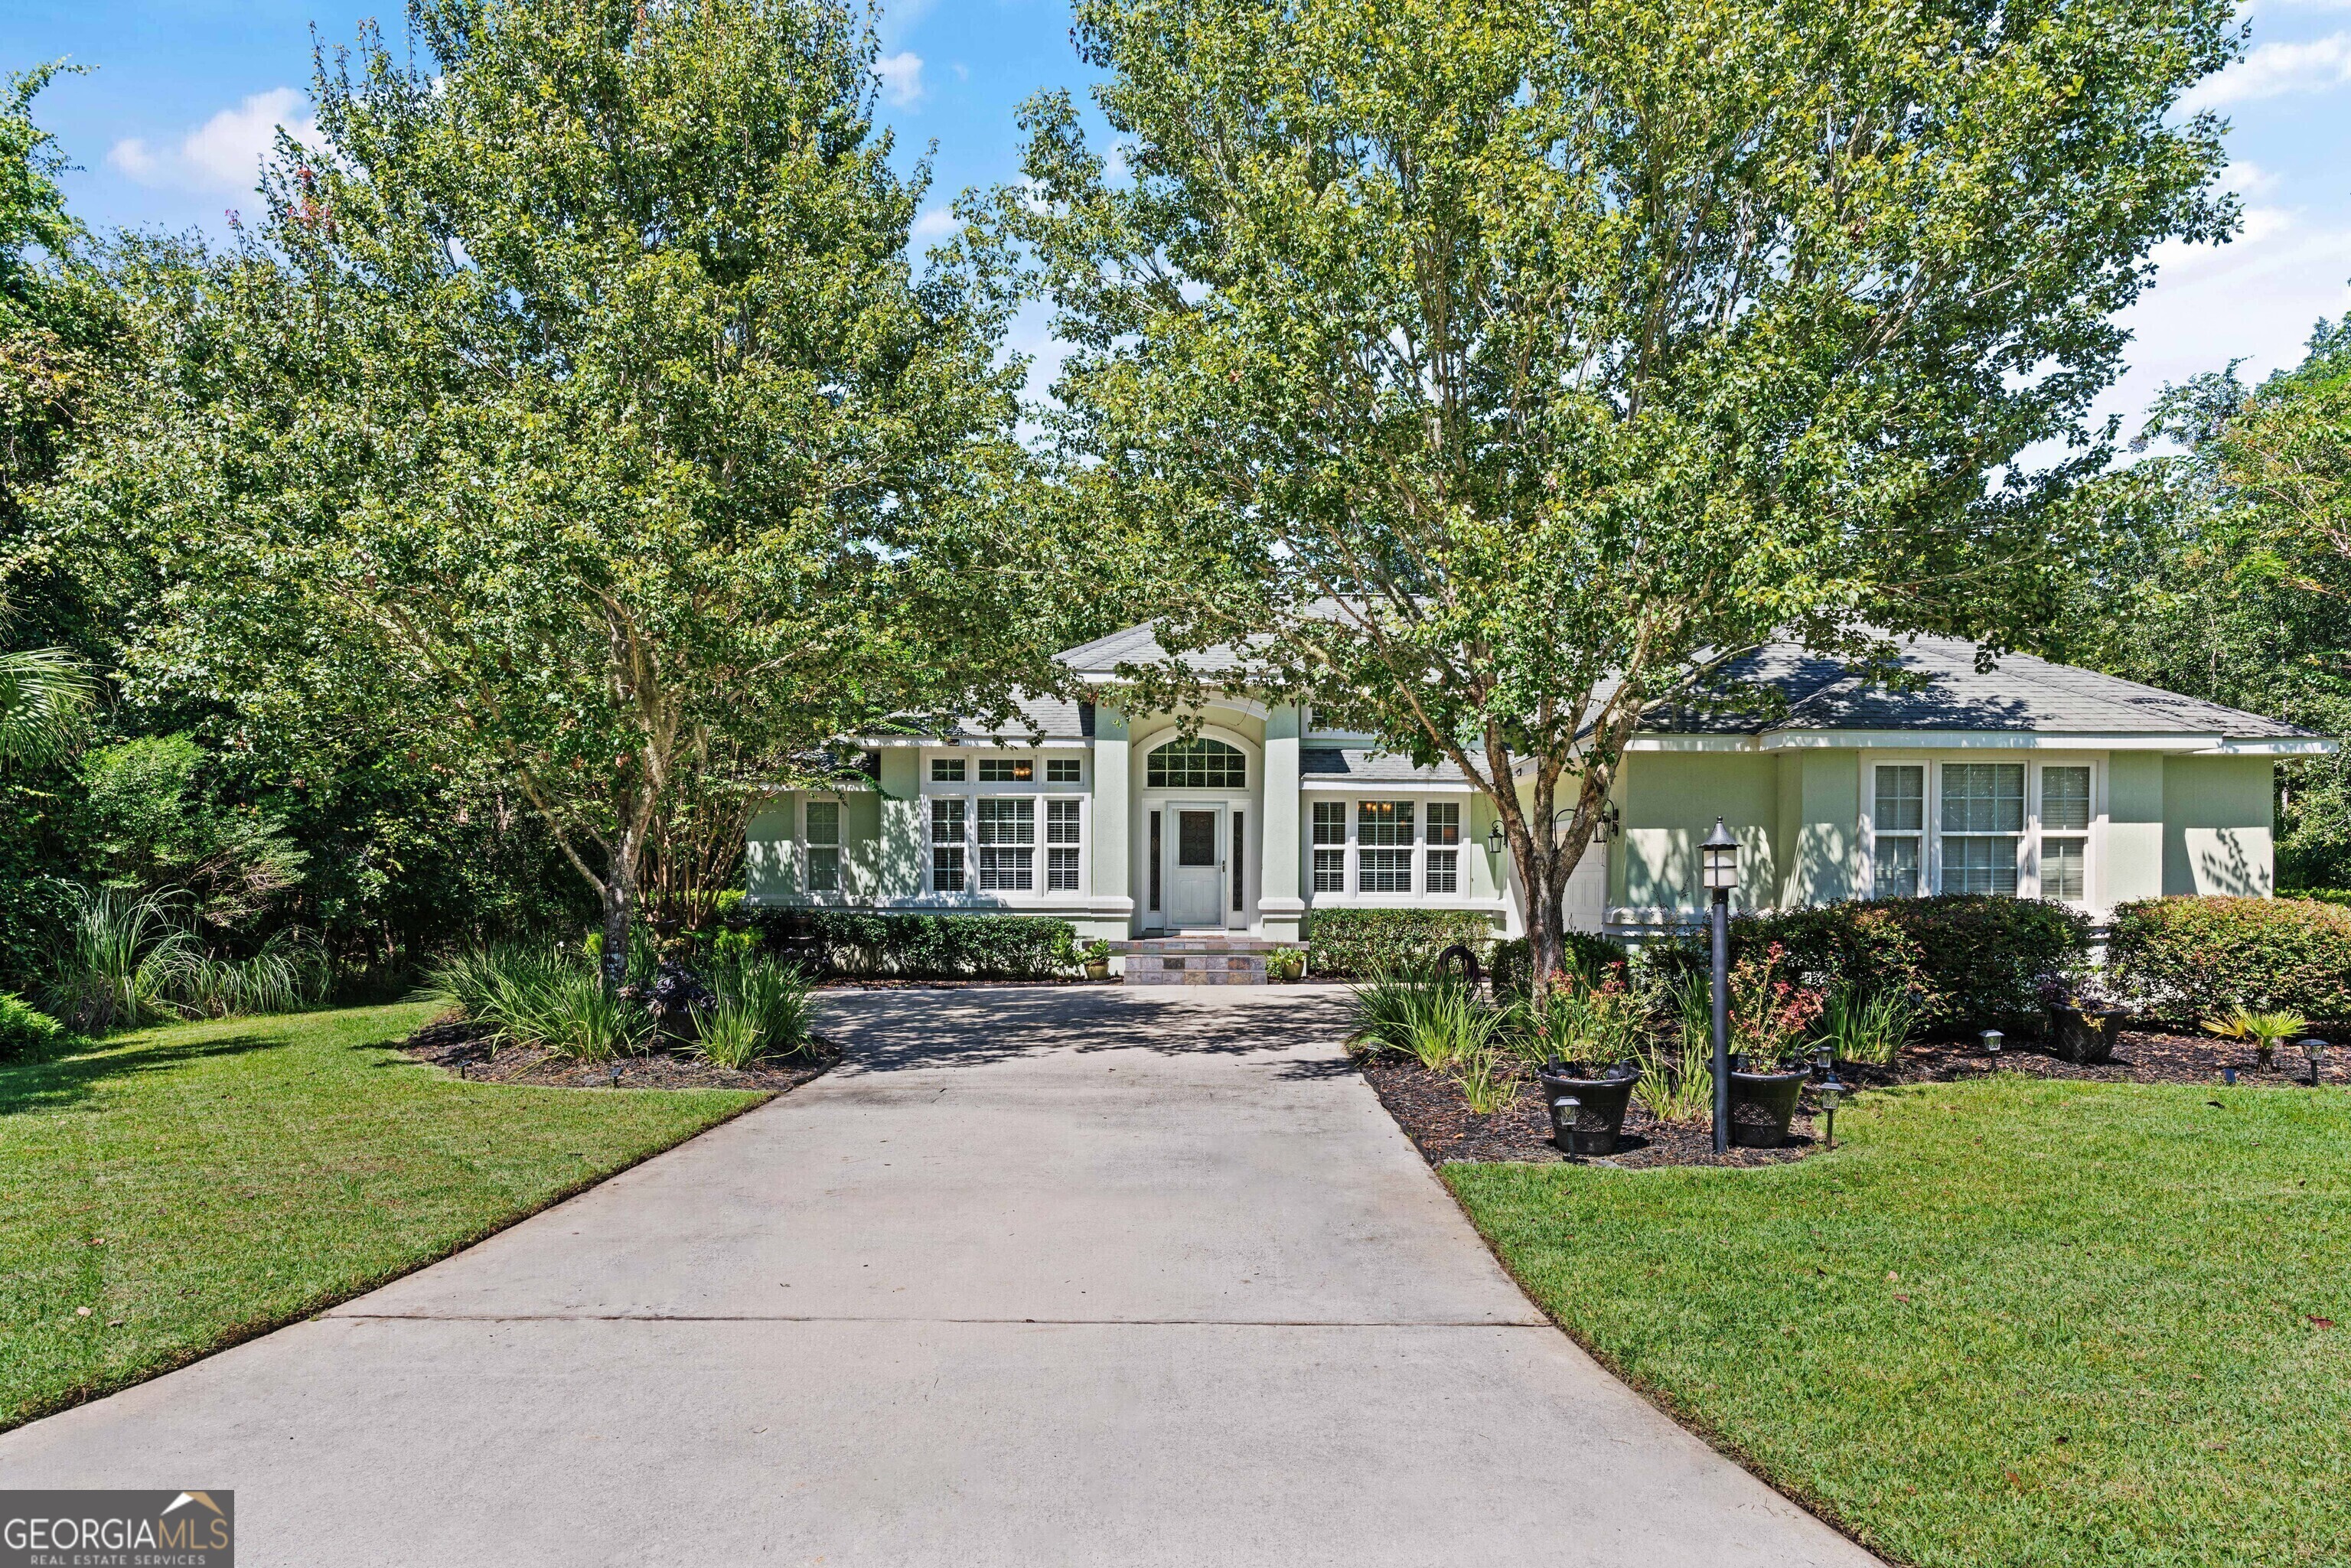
[1306,908,1498,979]
[2108,896,2351,1025]
[750,911,1079,980]
[1730,895,2089,1033]
[1487,931,1628,993]
[0,993,67,1058]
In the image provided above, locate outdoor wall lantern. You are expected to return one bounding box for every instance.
[1487,820,1507,856]
[1701,817,1740,1155]
[2302,1036,2328,1088]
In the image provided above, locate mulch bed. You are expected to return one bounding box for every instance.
[401,1015,840,1093]
[1362,1027,2348,1170]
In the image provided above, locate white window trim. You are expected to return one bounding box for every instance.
[1858,751,2106,910]
[1299,794,1479,907]
[918,748,1089,903]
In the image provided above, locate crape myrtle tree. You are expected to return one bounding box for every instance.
[69,0,1051,984]
[1000,0,2239,987]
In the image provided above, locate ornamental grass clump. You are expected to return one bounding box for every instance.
[1632,972,1716,1124]
[41,885,194,1034]
[1817,983,1924,1067]
[165,930,334,1019]
[1351,971,1503,1071]
[696,956,817,1069]
[428,944,652,1061]
[1453,1047,1517,1114]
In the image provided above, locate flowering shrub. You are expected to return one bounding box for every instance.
[1728,944,1825,1070]
[2108,896,2351,1024]
[1522,964,1645,1070]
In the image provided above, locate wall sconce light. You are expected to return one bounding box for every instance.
[1487,820,1506,856]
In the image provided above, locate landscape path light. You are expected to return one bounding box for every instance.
[1818,1073,1846,1150]
[1701,817,1740,1156]
[1980,1028,2003,1060]
[2302,1036,2328,1088]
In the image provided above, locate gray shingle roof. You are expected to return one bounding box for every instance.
[1657,635,2311,739]
[869,695,1094,743]
[1057,623,1261,676]
[1300,748,1469,784]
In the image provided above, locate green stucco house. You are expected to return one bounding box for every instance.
[745,626,2329,960]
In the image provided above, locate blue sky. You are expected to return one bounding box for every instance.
[5,0,2349,439]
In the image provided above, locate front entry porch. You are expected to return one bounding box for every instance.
[1123,935,1281,986]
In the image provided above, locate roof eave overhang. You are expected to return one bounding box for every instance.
[1624,729,2332,755]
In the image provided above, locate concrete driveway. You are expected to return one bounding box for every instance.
[0,986,1877,1566]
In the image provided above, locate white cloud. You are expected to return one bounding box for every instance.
[2089,204,2351,447]
[2181,31,2351,112]
[876,51,924,108]
[911,206,957,244]
[2226,159,2283,199]
[107,87,319,195]
[877,0,935,48]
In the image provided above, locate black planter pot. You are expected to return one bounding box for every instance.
[1727,1068,1809,1149]
[2048,1003,2127,1065]
[1536,1061,1642,1156]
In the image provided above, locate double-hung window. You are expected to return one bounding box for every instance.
[1312,803,1348,892]
[929,797,967,893]
[1426,802,1461,893]
[1357,800,1414,893]
[1046,799,1082,891]
[1940,764,2024,895]
[2040,765,2092,902]
[1872,766,1924,897]
[977,798,1035,891]
[805,800,842,894]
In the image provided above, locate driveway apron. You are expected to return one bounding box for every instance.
[0,985,1880,1567]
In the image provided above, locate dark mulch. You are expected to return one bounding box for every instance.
[1361,1027,2347,1169]
[1360,1054,1818,1169]
[401,1015,840,1093]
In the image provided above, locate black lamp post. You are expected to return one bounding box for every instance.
[1701,817,1740,1156]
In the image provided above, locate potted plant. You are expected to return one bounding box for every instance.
[1530,967,1645,1155]
[1725,946,1824,1148]
[2040,970,2131,1064]
[2202,1004,2306,1071]
[1266,946,1306,983]
[1078,940,1112,982]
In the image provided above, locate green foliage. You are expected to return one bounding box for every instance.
[1352,973,1501,1072]
[1452,1047,1516,1115]
[1265,946,1306,983]
[65,0,1050,984]
[1006,0,2238,976]
[0,647,93,770]
[1518,969,1645,1071]
[0,993,64,1058]
[1733,896,2089,1032]
[1726,945,1825,1071]
[755,911,1079,980]
[2109,896,2351,1024]
[41,884,192,1034]
[1489,931,1625,995]
[1631,971,1715,1125]
[698,956,817,1068]
[1306,908,1497,980]
[75,735,306,927]
[1817,983,1925,1068]
[427,943,651,1061]
[165,931,333,1020]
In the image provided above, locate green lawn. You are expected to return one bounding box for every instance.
[1448,1077,2350,1568]
[0,1003,765,1431]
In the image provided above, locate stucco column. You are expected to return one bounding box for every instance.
[1089,704,1135,944]
[1259,703,1305,944]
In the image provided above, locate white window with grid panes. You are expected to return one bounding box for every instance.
[1355,800,1415,893]
[1045,798,1083,891]
[1426,802,1461,892]
[1864,755,2101,906]
[805,800,843,894]
[1312,802,1348,891]
[977,797,1034,891]
[929,797,966,893]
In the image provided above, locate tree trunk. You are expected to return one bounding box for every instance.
[601,817,644,996]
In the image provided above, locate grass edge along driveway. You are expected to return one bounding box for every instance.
[1,1002,767,1432]
[1446,1077,2349,1568]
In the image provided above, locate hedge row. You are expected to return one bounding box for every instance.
[748,911,1079,980]
[1728,895,2092,1033]
[2107,896,2351,1024]
[1306,908,1498,978]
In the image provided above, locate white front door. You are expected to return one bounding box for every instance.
[1166,806,1226,928]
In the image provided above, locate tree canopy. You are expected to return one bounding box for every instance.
[60,0,1056,974]
[1000,0,2240,976]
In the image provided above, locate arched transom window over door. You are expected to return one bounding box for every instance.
[1147,736,1247,789]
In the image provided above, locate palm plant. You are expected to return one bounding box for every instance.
[0,646,94,771]
[2204,1006,2306,1069]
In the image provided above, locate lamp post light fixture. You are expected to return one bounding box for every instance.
[1701,817,1740,1156]
[2302,1036,2328,1088]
